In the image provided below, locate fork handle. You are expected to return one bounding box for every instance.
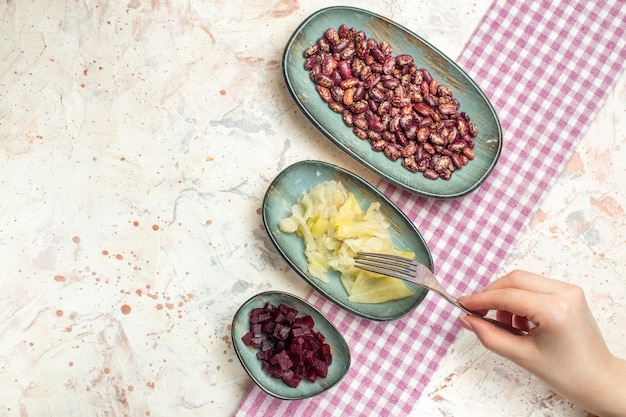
[437,291,527,336]
[455,302,527,335]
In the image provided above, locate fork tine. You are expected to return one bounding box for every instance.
[353,252,416,280]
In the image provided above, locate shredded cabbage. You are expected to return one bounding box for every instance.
[279,180,414,303]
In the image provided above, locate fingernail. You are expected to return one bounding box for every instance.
[458,316,474,332]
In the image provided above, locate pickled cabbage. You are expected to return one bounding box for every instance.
[279,180,414,303]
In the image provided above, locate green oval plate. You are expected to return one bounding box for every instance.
[282,6,502,199]
[232,291,350,400]
[262,160,433,321]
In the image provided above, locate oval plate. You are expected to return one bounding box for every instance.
[262,160,433,321]
[282,6,502,199]
[232,291,350,400]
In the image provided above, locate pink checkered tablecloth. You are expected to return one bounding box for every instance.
[236,0,626,415]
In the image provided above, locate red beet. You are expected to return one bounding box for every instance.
[241,301,333,388]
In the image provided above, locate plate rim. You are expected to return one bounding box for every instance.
[262,159,433,321]
[282,5,503,199]
[231,290,351,400]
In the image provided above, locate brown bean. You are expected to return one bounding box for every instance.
[337,60,352,79]
[417,127,430,142]
[376,100,391,116]
[343,88,355,106]
[434,155,452,173]
[317,36,331,52]
[382,131,395,142]
[338,24,348,39]
[322,55,337,75]
[328,101,344,113]
[316,85,332,103]
[421,68,433,83]
[396,54,414,66]
[451,153,463,169]
[324,28,339,44]
[395,131,408,146]
[339,77,360,89]
[399,114,414,130]
[349,101,368,114]
[391,96,411,108]
[384,144,402,161]
[368,87,386,102]
[304,44,319,58]
[382,57,396,74]
[404,123,417,139]
[304,55,318,70]
[382,77,400,89]
[369,119,384,133]
[342,110,354,126]
[439,103,457,115]
[418,117,433,127]
[401,142,417,157]
[353,127,368,139]
[423,169,439,179]
[315,74,334,88]
[468,122,478,137]
[402,155,419,172]
[353,116,368,130]
[429,79,439,96]
[336,45,355,61]
[413,102,434,117]
[370,47,385,63]
[332,39,350,53]
[424,95,439,108]
[370,138,386,151]
[448,140,466,152]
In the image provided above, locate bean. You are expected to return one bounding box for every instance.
[384,143,402,161]
[343,88,355,106]
[316,85,332,103]
[305,25,479,180]
[337,60,352,79]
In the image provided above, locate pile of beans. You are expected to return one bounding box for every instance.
[303,24,477,180]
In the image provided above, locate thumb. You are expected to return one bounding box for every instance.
[459,315,528,364]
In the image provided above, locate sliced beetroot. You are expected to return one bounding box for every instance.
[281,369,303,388]
[312,357,328,378]
[272,323,291,340]
[241,301,333,388]
[241,331,253,346]
[318,343,333,365]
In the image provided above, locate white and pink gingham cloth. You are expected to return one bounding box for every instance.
[236,0,626,415]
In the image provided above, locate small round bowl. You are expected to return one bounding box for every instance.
[231,291,350,400]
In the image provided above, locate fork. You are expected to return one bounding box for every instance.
[354,252,526,335]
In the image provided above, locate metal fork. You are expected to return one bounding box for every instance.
[354,252,526,335]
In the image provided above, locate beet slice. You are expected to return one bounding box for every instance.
[241,301,333,388]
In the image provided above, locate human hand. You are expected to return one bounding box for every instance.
[457,270,626,417]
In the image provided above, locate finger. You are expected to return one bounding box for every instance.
[496,310,513,325]
[481,270,565,295]
[460,315,531,364]
[512,315,532,332]
[458,288,547,325]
